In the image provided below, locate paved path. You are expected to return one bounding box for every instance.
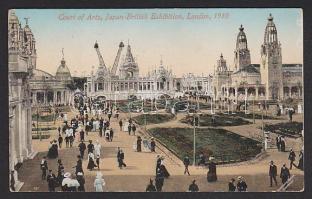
[18,109,304,192]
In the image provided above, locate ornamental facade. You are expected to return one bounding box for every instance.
[8,10,36,191]
[86,42,178,101]
[212,14,303,102]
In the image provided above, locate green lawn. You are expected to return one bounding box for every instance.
[133,114,175,125]
[180,114,251,127]
[149,127,262,164]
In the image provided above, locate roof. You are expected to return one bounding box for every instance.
[233,64,260,74]
[56,59,71,75]
[31,69,55,80]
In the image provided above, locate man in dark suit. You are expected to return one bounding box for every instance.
[40,156,48,180]
[269,160,278,187]
[46,170,56,192]
[188,179,199,192]
[280,164,290,184]
[183,156,191,175]
[288,149,296,170]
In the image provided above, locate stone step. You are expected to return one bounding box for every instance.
[27,151,38,159]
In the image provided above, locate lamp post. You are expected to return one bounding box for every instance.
[253,94,255,124]
[189,113,200,165]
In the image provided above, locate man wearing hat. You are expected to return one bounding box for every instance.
[236,176,247,192]
[183,156,191,176]
[87,140,94,154]
[77,172,85,192]
[40,156,48,180]
[280,163,290,184]
[78,140,86,159]
[269,160,278,187]
[288,148,296,170]
[188,179,199,192]
[74,155,83,175]
[145,178,157,192]
[47,169,56,192]
[228,178,236,192]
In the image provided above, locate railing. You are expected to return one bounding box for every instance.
[276,175,295,192]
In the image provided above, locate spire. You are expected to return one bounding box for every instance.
[239,24,244,31]
[236,24,248,50]
[264,14,278,44]
[61,48,66,66]
[24,17,29,27]
[125,43,135,64]
[268,13,273,21]
[160,55,163,66]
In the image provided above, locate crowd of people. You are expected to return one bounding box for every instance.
[37,99,303,192]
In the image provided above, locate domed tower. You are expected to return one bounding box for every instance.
[260,14,283,100]
[234,25,251,71]
[217,53,227,72]
[56,49,72,83]
[119,43,139,79]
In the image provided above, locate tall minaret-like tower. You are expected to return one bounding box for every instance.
[260,14,283,100]
[234,25,251,71]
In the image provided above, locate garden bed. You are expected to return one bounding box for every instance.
[132,114,175,125]
[263,122,303,138]
[149,127,262,164]
[222,112,280,120]
[32,134,51,139]
[32,114,55,122]
[180,114,251,127]
[32,127,57,131]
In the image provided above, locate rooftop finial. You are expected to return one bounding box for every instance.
[220,53,223,58]
[268,13,273,21]
[62,48,64,60]
[24,17,29,26]
[239,24,244,31]
[160,55,163,66]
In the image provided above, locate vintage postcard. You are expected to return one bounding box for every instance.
[8,8,303,192]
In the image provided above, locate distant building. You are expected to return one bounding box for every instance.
[212,14,303,102]
[29,50,73,106]
[86,42,178,101]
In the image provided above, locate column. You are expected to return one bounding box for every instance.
[32,91,36,105]
[43,91,47,105]
[60,91,63,104]
[245,88,248,100]
[53,91,57,105]
[289,87,292,98]
[256,87,259,100]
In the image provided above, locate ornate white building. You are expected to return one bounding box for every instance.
[8,10,36,191]
[29,51,73,106]
[213,14,303,102]
[86,42,178,101]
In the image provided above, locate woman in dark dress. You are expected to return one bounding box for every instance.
[137,136,142,152]
[87,152,96,170]
[47,140,58,159]
[207,157,217,182]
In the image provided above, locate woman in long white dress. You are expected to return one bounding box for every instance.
[94,140,101,157]
[94,172,105,192]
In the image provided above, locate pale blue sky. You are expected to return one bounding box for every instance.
[14,8,303,77]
